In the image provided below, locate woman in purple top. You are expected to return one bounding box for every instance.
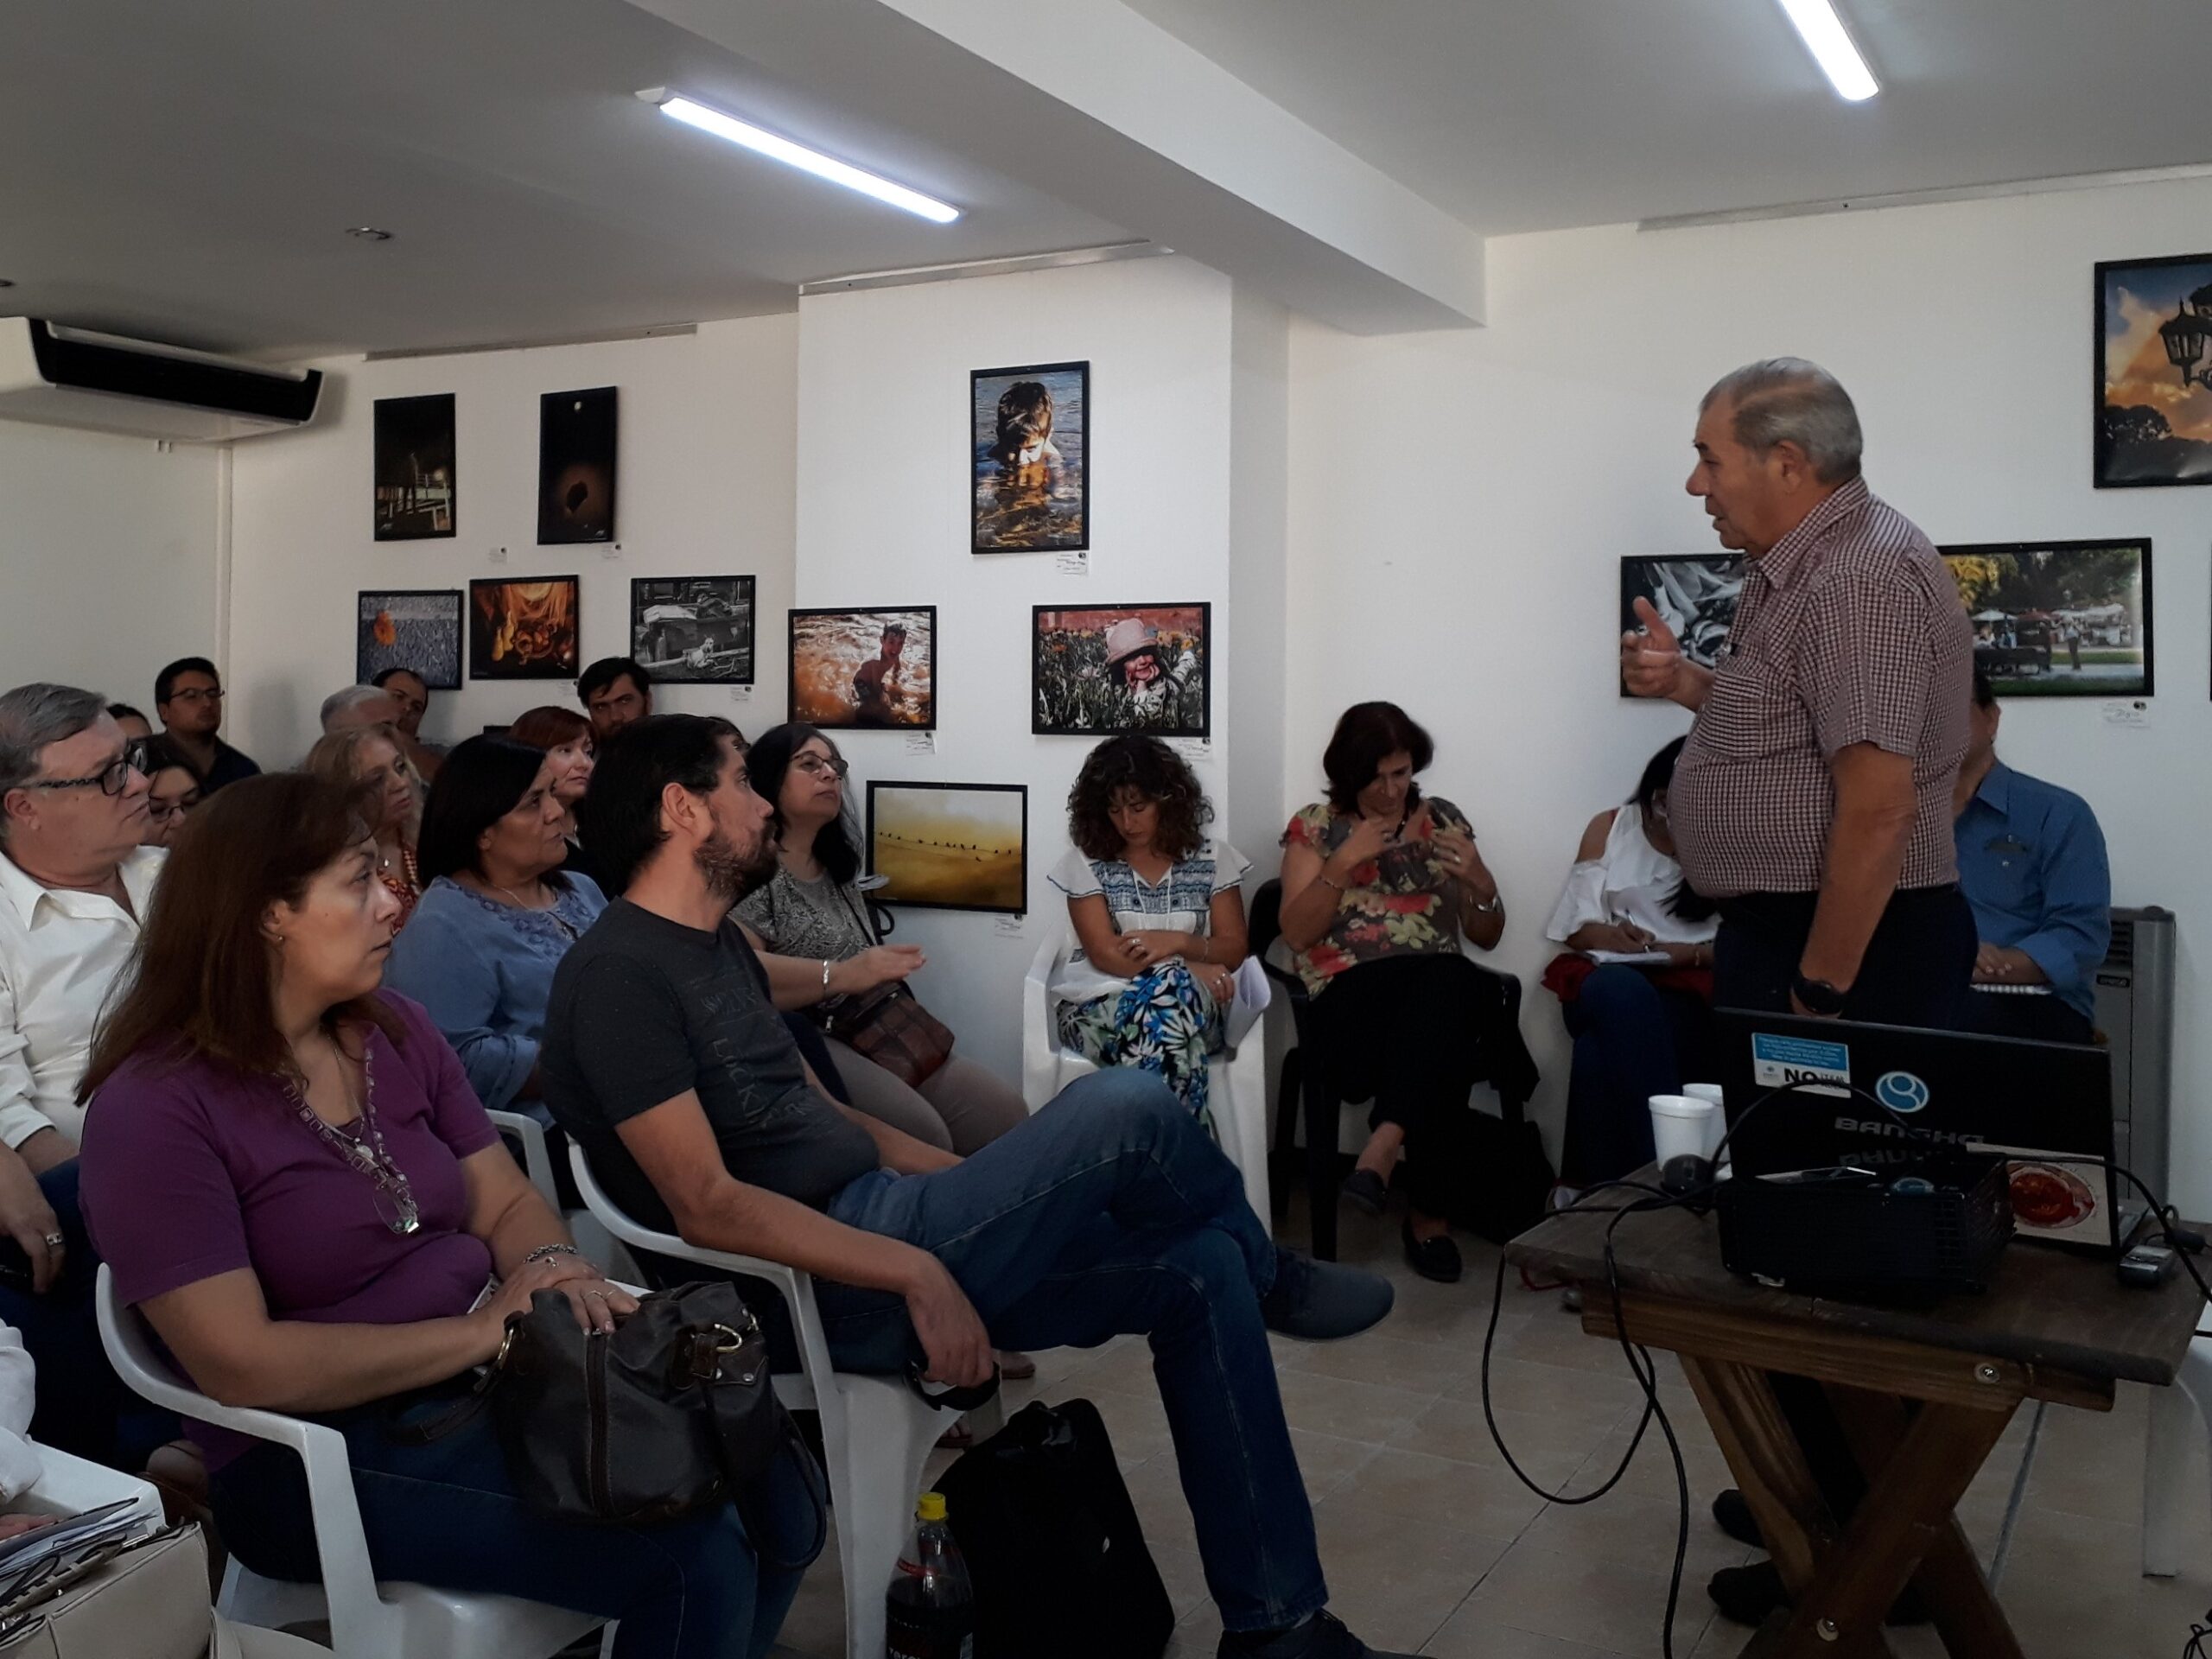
[78,773,818,1659]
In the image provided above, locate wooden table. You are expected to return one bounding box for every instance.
[1504,1184,2202,1657]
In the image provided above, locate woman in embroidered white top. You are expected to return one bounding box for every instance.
[1049,736,1250,1135]
[1542,737,1719,1184]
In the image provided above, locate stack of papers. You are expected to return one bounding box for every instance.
[0,1497,156,1610]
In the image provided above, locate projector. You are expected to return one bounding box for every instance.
[1714,1152,2014,1301]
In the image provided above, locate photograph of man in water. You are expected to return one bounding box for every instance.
[973,360,1088,552]
[789,607,938,729]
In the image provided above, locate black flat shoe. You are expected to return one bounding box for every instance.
[1338,1167,1389,1216]
[1713,1487,1764,1548]
[1401,1221,1462,1283]
[1707,1557,1932,1628]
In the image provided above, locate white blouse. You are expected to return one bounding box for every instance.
[1046,838,1251,1006]
[1544,804,1717,948]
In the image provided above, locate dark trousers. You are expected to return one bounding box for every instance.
[1559,967,1714,1186]
[0,1161,172,1471]
[1961,989,2095,1046]
[1713,885,1976,1029]
[213,1395,820,1659]
[1305,954,1496,1215]
[1712,884,1976,1543]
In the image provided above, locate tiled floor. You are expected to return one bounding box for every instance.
[771,1200,2212,1658]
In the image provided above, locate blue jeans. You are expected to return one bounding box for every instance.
[211,1391,819,1659]
[1559,966,1713,1185]
[816,1069,1325,1636]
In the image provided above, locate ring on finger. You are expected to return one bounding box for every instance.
[40,1233,64,1249]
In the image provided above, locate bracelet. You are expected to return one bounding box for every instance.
[524,1243,581,1266]
[821,957,833,990]
[1316,873,1346,893]
[1468,893,1503,916]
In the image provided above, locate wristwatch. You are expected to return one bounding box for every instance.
[1791,973,1847,1017]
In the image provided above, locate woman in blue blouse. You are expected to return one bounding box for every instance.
[384,736,603,1119]
[1049,735,1249,1133]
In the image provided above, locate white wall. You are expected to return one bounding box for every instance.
[0,421,220,709]
[226,318,798,766]
[1286,176,2212,1211]
[797,257,1251,1083]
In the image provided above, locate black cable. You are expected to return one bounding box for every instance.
[1479,1179,1700,1658]
[2185,1605,2211,1659]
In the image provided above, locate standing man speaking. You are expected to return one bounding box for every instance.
[1624,359,1974,1028]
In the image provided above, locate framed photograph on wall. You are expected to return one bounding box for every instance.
[2095,253,2212,488]
[1618,555,1743,695]
[972,361,1088,553]
[632,576,754,684]
[468,576,581,681]
[789,607,937,729]
[1031,603,1210,737]
[867,780,1027,915]
[356,589,462,690]
[1942,540,2152,697]
[372,393,456,540]
[538,386,618,543]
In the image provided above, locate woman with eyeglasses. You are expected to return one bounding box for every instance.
[382,737,603,1119]
[79,772,818,1657]
[303,723,423,929]
[130,738,203,849]
[738,725,1027,1158]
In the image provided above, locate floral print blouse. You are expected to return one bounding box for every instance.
[1280,795,1477,995]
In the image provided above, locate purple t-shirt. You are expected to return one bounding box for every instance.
[80,992,501,1467]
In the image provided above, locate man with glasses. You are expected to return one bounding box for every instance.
[370,665,445,782]
[0,683,167,1465]
[153,657,259,794]
[576,657,653,742]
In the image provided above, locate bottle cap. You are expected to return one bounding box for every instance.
[916,1491,948,1523]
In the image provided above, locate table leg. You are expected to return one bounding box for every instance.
[1678,1357,1837,1597]
[1764,1395,2019,1658]
[1825,1387,2025,1659]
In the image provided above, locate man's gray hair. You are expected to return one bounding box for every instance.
[0,683,111,830]
[320,684,391,731]
[1700,358,1864,485]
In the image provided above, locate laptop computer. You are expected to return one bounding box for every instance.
[1712,1010,2143,1253]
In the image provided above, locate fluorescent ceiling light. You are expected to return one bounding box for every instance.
[639,89,960,224]
[1775,0,1879,102]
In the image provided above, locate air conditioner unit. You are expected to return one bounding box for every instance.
[0,317,321,442]
[2094,906,2174,1207]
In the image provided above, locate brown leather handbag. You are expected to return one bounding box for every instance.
[818,982,956,1088]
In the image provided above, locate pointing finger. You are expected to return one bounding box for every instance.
[1630,598,1680,651]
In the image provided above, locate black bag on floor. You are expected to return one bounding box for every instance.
[1444,1106,1558,1244]
[934,1398,1174,1659]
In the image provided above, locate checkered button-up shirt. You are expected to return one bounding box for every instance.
[1670,479,1972,899]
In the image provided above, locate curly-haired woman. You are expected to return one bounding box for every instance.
[1048,736,1249,1132]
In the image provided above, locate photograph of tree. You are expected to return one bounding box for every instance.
[1942,540,2151,696]
[868,781,1026,914]
[1032,603,1209,737]
[2096,254,2212,487]
[973,361,1088,552]
[1618,556,1743,695]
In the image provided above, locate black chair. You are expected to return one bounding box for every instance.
[1249,876,1536,1262]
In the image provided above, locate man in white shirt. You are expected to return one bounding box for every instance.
[0,683,162,1465]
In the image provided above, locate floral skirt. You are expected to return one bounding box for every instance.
[1054,961,1225,1135]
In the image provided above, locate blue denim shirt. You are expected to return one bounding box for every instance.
[1954,763,2110,1020]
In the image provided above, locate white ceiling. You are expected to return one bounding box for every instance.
[0,0,1129,358]
[4,0,2209,355]
[1122,0,2212,232]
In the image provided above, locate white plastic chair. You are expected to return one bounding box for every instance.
[14,1440,163,1529]
[484,1108,627,1279]
[95,1266,606,1659]
[568,1144,999,1659]
[2142,1325,2212,1576]
[1020,919,1271,1229]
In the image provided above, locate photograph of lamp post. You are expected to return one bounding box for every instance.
[2095,253,2212,487]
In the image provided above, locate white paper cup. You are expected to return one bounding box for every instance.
[1649,1094,1717,1166]
[1682,1084,1727,1158]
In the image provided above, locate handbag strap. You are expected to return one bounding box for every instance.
[905,1363,1001,1415]
[380,1338,508,1446]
